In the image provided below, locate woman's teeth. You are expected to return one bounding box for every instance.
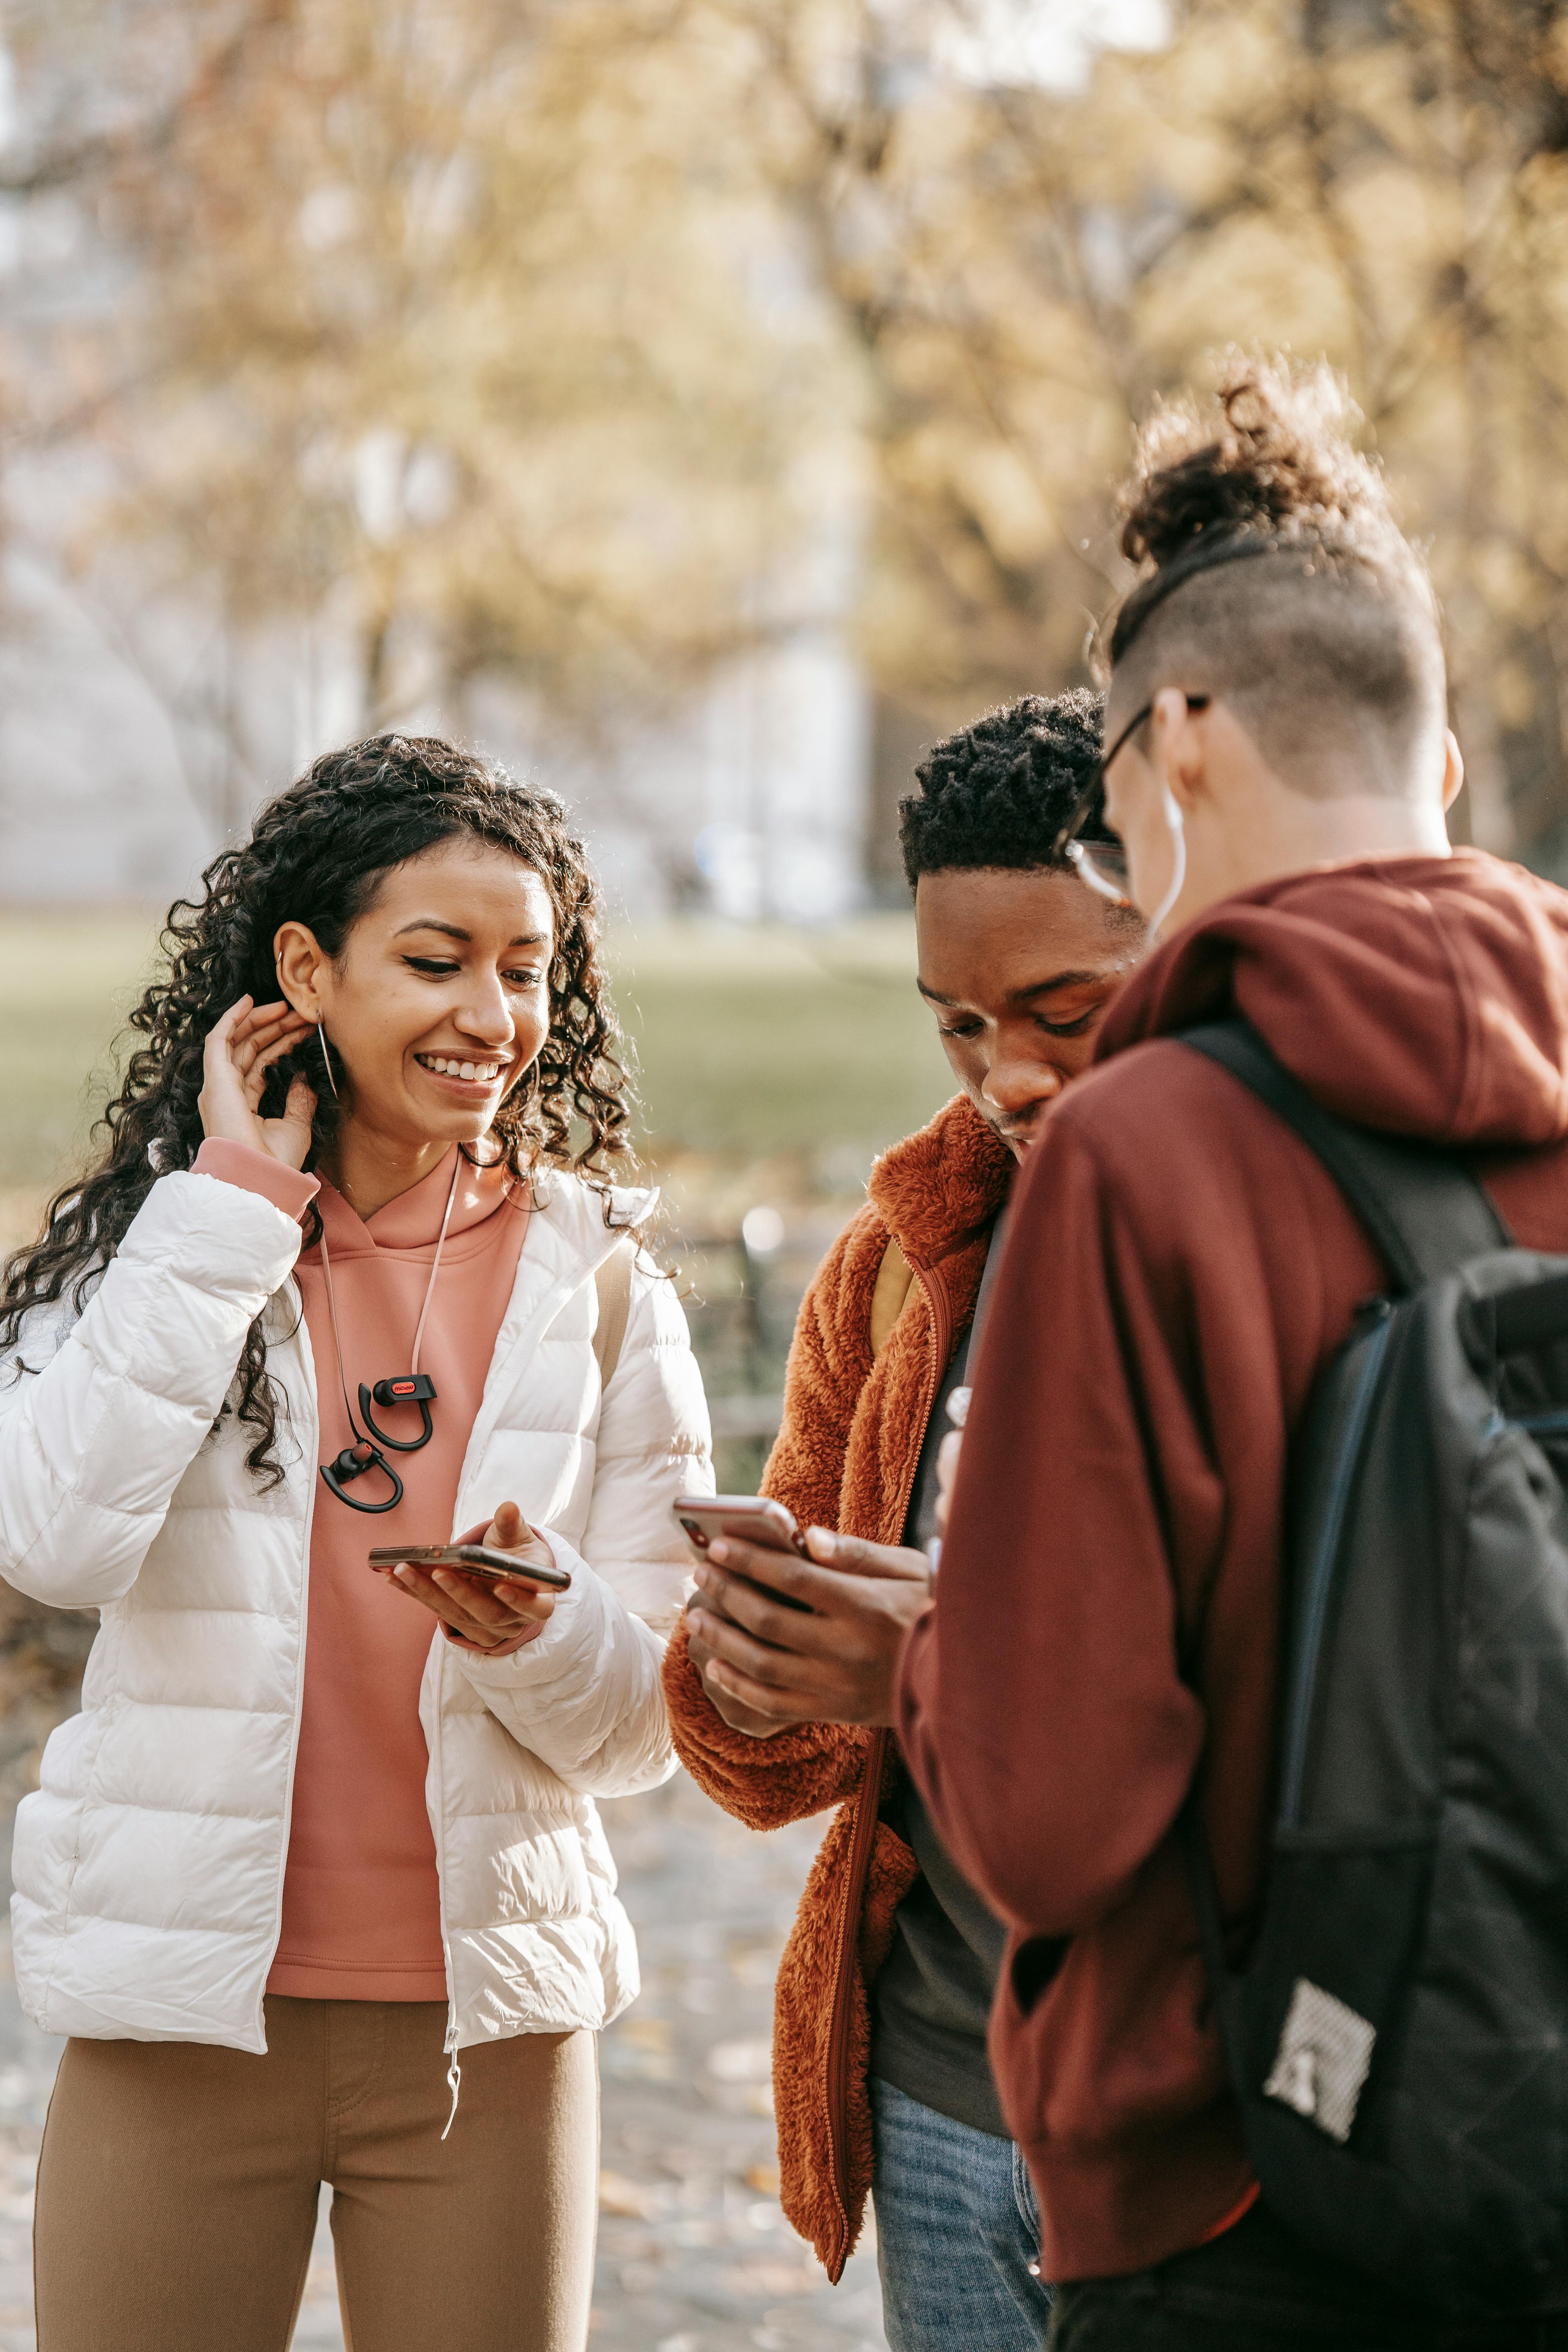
[419,1055,501,1083]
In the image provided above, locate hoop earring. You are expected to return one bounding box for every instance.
[316,1020,340,1102]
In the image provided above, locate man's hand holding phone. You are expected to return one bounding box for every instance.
[677,1497,933,1736]
[371,1501,561,1654]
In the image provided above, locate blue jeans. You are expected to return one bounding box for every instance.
[870,2075,1054,2352]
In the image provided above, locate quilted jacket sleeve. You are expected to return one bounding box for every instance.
[0,1172,305,1609]
[451,1247,712,1797]
[662,1210,881,1828]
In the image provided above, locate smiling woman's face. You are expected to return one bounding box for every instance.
[274,834,556,1160]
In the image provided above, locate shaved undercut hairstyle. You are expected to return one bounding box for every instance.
[898,690,1111,890]
[1100,357,1447,799]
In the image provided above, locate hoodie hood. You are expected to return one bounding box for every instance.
[1098,849,1568,1151]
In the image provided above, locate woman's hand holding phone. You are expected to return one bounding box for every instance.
[373,1501,559,1654]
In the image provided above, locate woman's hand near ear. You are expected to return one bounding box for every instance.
[200,998,318,1169]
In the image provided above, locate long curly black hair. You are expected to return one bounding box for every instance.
[0,733,633,1482]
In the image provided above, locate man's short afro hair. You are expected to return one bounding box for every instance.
[898,690,1109,894]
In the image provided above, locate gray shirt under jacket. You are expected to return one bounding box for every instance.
[868,1216,1011,2140]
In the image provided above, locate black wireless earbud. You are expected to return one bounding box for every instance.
[319,1441,404,1513]
[358,1372,438,1453]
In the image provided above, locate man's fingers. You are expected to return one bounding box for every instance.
[686,1627,717,1675]
[802,1529,930,1583]
[704,1661,812,1724]
[685,1605,824,1694]
[685,1607,783,1679]
[702,1535,836,1611]
[693,1564,841,1657]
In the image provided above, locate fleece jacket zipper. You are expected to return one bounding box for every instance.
[819,1254,951,2279]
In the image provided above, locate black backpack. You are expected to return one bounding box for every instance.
[1178,1016,1568,2314]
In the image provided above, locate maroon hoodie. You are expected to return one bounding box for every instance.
[896,851,1568,2283]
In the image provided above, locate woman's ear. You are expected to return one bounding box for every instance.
[273,921,330,1020]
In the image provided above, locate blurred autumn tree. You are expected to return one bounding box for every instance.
[111,2,838,704]
[1029,0,1568,852]
[4,0,1566,852]
[0,0,847,848]
[733,0,1568,851]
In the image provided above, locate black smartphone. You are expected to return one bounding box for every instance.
[367,1543,572,1591]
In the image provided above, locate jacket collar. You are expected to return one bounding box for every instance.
[528,1167,657,1275]
[867,1094,1011,1269]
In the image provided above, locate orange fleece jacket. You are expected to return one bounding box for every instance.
[663,1094,1009,2274]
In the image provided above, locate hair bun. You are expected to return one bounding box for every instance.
[1118,355,1390,572]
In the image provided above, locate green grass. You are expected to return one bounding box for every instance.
[0,910,954,1193]
[613,917,952,1162]
[0,913,166,1192]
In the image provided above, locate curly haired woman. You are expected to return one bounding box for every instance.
[0,734,711,2352]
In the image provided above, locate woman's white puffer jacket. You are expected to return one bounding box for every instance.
[0,1162,712,2054]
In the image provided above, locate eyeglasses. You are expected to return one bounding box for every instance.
[1056,693,1212,909]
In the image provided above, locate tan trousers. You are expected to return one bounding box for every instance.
[33,1996,599,2352]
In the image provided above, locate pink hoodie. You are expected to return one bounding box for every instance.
[195,1140,530,2000]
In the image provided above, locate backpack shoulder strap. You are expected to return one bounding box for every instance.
[592,1239,635,1396]
[1180,1017,1512,1291]
[869,1236,917,1360]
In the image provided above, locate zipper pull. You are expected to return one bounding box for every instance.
[441,2016,462,2141]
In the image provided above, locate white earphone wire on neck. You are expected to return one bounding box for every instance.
[1148,786,1188,939]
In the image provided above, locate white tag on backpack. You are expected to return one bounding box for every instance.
[1263,1977,1376,2143]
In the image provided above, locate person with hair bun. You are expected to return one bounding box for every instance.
[666,692,1145,2351]
[898,358,1568,2343]
[0,733,711,2351]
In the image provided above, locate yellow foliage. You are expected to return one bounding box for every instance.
[10,0,1568,842]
